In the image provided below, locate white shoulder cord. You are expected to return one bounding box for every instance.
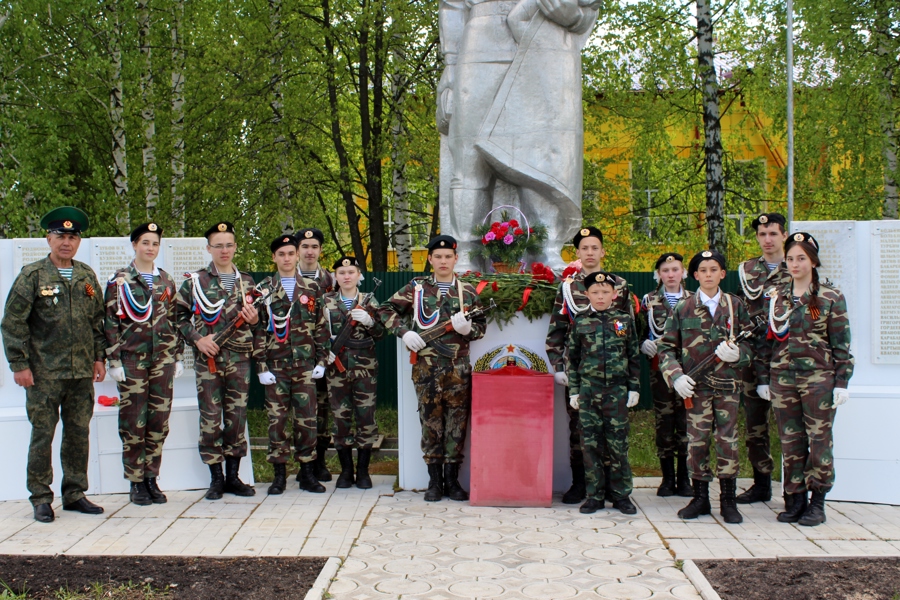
[739,262,764,300]
[726,293,735,339]
[190,272,226,315]
[561,279,589,316]
[768,288,792,337]
[265,281,290,330]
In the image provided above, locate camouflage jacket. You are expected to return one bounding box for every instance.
[639,287,694,371]
[323,291,386,373]
[763,281,854,388]
[103,263,184,368]
[738,256,791,316]
[303,266,335,299]
[567,308,640,393]
[546,271,634,374]
[2,256,107,379]
[254,273,329,371]
[657,290,753,389]
[175,262,264,361]
[377,275,486,362]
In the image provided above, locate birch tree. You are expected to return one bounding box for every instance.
[137,0,158,219]
[390,44,412,270]
[696,0,725,253]
[269,0,294,233]
[108,0,129,231]
[170,0,185,234]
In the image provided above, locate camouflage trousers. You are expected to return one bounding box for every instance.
[771,370,836,494]
[265,362,317,464]
[741,366,774,474]
[316,377,331,444]
[117,355,175,482]
[578,382,633,501]
[194,350,250,465]
[328,367,379,450]
[650,370,687,459]
[25,377,94,507]
[412,358,471,464]
[564,389,584,465]
[686,387,740,482]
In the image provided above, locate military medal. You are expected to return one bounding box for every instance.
[245,294,254,304]
[299,294,309,305]
[85,283,95,297]
[614,320,627,337]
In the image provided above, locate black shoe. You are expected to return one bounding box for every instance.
[675,454,693,497]
[657,457,676,497]
[144,477,167,504]
[223,457,256,496]
[129,481,152,506]
[736,468,772,504]
[356,448,373,490]
[206,463,225,500]
[562,459,586,504]
[63,497,104,514]
[579,498,604,514]
[298,462,326,493]
[335,448,355,488]
[444,463,468,501]
[798,490,827,527]
[613,496,638,515]
[424,464,443,502]
[778,491,808,523]
[314,440,333,482]
[719,478,743,524]
[33,503,54,523]
[678,480,711,520]
[268,463,287,495]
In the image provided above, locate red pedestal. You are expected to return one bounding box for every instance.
[469,366,555,507]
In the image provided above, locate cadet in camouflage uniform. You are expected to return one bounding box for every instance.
[377,235,486,502]
[175,221,261,500]
[1,207,107,523]
[657,250,753,524]
[762,232,853,527]
[103,222,184,506]
[639,253,693,498]
[296,227,337,482]
[323,256,386,490]
[734,213,791,504]
[255,234,329,495]
[567,271,641,515]
[546,226,636,504]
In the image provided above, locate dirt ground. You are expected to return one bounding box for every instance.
[696,557,900,600]
[0,555,326,599]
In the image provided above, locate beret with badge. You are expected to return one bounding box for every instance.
[654,252,683,271]
[297,228,325,244]
[750,213,786,231]
[426,235,458,252]
[688,249,727,278]
[270,234,297,253]
[204,221,235,239]
[332,256,361,270]
[572,226,603,248]
[784,231,819,252]
[584,270,617,289]
[130,222,163,242]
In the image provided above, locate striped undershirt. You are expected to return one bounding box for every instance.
[140,273,154,290]
[340,294,356,310]
[766,262,779,272]
[281,276,296,301]
[793,296,801,304]
[663,291,681,308]
[219,272,236,293]
[436,281,453,297]
[300,270,317,279]
[57,267,73,280]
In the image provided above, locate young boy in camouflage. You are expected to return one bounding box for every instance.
[323,256,386,490]
[567,271,641,515]
[657,250,753,524]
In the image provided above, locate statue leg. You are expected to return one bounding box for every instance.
[518,186,581,271]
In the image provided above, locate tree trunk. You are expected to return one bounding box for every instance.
[269,0,293,233]
[171,0,185,234]
[697,0,725,254]
[875,9,899,219]
[109,0,130,232]
[0,8,9,237]
[390,44,412,271]
[138,0,158,219]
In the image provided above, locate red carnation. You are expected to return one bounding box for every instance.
[509,219,519,228]
[529,227,534,233]
[491,221,501,228]
[514,227,524,236]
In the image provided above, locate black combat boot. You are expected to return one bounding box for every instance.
[298,462,326,493]
[798,490,827,527]
[719,478,743,524]
[356,449,373,490]
[206,463,225,500]
[736,468,772,504]
[612,496,638,515]
[335,448,355,489]
[677,480,711,519]
[561,459,586,504]
[675,454,693,497]
[444,463,469,501]
[424,464,443,502]
[268,463,287,495]
[223,457,256,496]
[130,481,152,506]
[777,491,808,523]
[313,439,333,482]
[657,457,676,497]
[144,477,167,504]
[579,498,604,514]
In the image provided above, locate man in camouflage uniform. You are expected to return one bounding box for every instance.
[104,222,184,505]
[175,221,261,500]
[567,271,641,514]
[377,235,486,502]
[323,256,386,490]
[657,250,753,524]
[734,213,791,504]
[546,226,635,504]
[1,207,107,523]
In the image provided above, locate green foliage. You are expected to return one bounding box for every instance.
[459,272,557,327]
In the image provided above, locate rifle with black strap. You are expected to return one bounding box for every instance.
[206,285,273,374]
[409,299,497,364]
[331,278,382,373]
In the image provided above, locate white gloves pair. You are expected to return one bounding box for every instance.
[451,312,472,336]
[259,365,325,384]
[110,361,185,383]
[715,341,741,363]
[350,308,374,327]
[569,391,640,410]
[833,388,850,406]
[673,375,695,400]
[402,331,427,352]
[640,339,657,358]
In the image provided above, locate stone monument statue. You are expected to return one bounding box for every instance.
[437,0,600,271]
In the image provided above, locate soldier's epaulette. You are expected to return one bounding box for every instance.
[19,260,46,278]
[107,269,128,286]
[820,278,835,290]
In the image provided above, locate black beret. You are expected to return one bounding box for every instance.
[584,270,617,289]
[427,235,458,252]
[130,222,163,242]
[204,221,235,239]
[688,250,727,278]
[573,226,603,248]
[297,228,325,244]
[785,231,819,252]
[751,213,786,231]
[270,234,297,253]
[654,252,683,270]
[41,206,89,235]
[332,256,361,270]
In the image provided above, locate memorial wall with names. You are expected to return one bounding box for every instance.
[872,222,900,363]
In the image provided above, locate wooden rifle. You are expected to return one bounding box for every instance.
[331,278,382,373]
[409,299,497,364]
[206,285,273,374]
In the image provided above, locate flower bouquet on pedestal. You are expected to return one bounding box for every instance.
[469,206,548,274]
[460,261,558,326]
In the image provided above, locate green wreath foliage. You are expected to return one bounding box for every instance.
[460,272,558,327]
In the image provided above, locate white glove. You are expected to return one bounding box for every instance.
[174,361,184,379]
[627,391,640,408]
[258,371,277,386]
[569,395,580,410]
[673,375,696,400]
[350,308,374,327]
[311,365,326,380]
[451,312,472,336]
[327,351,336,365]
[554,372,569,386]
[402,331,427,352]
[108,366,126,383]
[715,341,741,363]
[833,388,849,406]
[756,384,770,401]
[640,339,658,358]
